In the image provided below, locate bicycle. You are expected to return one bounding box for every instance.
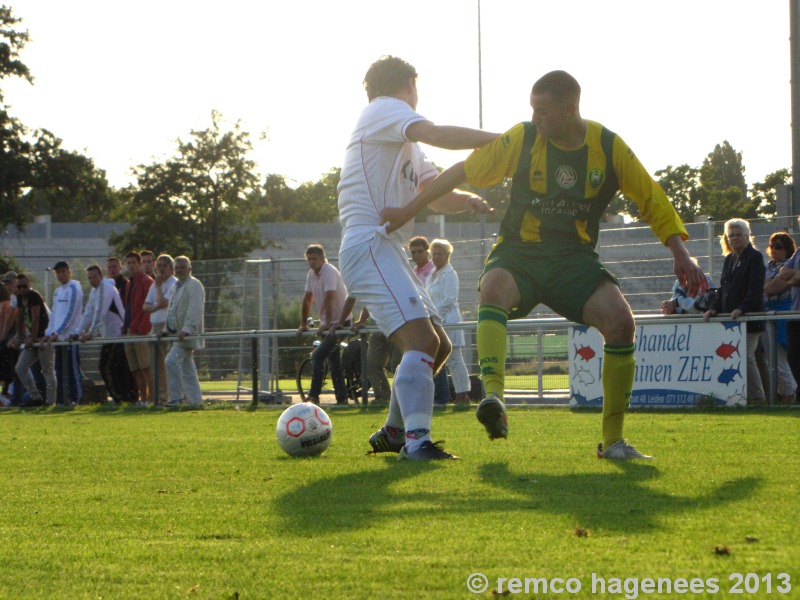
[296,328,364,404]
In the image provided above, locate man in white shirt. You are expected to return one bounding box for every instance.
[75,265,126,403]
[45,261,84,405]
[143,254,178,404]
[336,55,495,459]
[297,244,351,405]
[160,256,205,408]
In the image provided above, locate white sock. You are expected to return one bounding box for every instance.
[383,384,404,442]
[394,350,435,453]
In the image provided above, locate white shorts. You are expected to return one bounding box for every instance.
[339,230,441,338]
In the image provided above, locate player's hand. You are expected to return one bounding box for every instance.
[350,321,367,334]
[702,309,716,322]
[296,324,309,336]
[673,255,708,299]
[730,308,743,320]
[660,299,675,315]
[381,207,412,233]
[464,195,493,215]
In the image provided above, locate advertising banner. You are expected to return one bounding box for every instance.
[569,321,747,408]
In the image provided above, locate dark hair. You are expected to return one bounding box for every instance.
[305,244,326,259]
[86,264,102,276]
[408,236,430,250]
[768,232,796,259]
[532,70,581,103]
[125,251,142,262]
[140,250,155,259]
[106,256,121,266]
[363,55,417,101]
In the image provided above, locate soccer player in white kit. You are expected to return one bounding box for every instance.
[337,56,497,460]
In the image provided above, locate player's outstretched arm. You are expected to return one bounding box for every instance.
[667,234,708,299]
[382,162,469,233]
[406,121,499,150]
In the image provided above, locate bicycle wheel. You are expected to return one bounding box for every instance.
[296,357,327,402]
[344,362,362,404]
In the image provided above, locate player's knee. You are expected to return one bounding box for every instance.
[603,311,635,344]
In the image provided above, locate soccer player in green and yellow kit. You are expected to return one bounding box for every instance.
[381,70,708,460]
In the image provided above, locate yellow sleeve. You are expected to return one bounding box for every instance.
[464,123,526,188]
[613,135,689,245]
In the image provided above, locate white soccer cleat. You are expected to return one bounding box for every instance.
[597,440,653,460]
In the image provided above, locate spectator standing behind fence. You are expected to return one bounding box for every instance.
[427,239,471,407]
[104,257,134,403]
[143,254,177,405]
[660,273,715,315]
[160,256,205,408]
[297,244,351,405]
[703,218,766,404]
[763,232,797,404]
[140,250,156,279]
[74,265,126,404]
[9,274,56,406]
[0,271,17,404]
[409,236,435,286]
[123,251,154,406]
[778,220,800,401]
[44,261,84,405]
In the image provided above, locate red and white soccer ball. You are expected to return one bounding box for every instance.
[276,402,333,457]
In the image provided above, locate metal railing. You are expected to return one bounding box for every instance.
[12,310,795,408]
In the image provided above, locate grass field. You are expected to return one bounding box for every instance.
[1,405,798,599]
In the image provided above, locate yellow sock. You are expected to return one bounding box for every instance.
[477,304,509,398]
[602,343,635,449]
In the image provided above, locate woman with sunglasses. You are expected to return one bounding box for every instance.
[764,232,797,404]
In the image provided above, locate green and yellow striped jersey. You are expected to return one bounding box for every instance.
[464,120,688,247]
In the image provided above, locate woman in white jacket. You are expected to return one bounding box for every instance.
[426,239,471,405]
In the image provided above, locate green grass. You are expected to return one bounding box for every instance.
[1,405,798,598]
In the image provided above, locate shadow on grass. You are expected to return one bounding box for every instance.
[272,458,760,538]
[271,458,456,537]
[476,461,761,533]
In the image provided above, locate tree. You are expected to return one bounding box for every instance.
[0,5,32,97]
[0,6,116,230]
[258,174,299,222]
[110,110,263,260]
[698,141,757,219]
[293,168,340,223]
[655,164,702,222]
[750,168,790,217]
[109,111,265,353]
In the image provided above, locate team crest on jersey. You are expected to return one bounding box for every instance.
[587,169,605,189]
[555,165,578,189]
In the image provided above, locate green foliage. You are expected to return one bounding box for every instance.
[0,408,796,597]
[257,168,341,223]
[750,168,790,217]
[0,5,32,99]
[0,252,21,274]
[655,164,702,222]
[110,110,263,261]
[0,6,117,229]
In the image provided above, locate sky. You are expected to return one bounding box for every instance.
[4,1,793,190]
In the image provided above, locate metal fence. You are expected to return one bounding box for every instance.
[13,214,800,406]
[30,310,795,408]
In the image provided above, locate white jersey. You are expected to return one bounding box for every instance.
[337,96,439,253]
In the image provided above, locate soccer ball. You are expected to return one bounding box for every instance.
[276,403,333,457]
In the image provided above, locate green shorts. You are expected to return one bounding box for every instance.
[479,241,619,323]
